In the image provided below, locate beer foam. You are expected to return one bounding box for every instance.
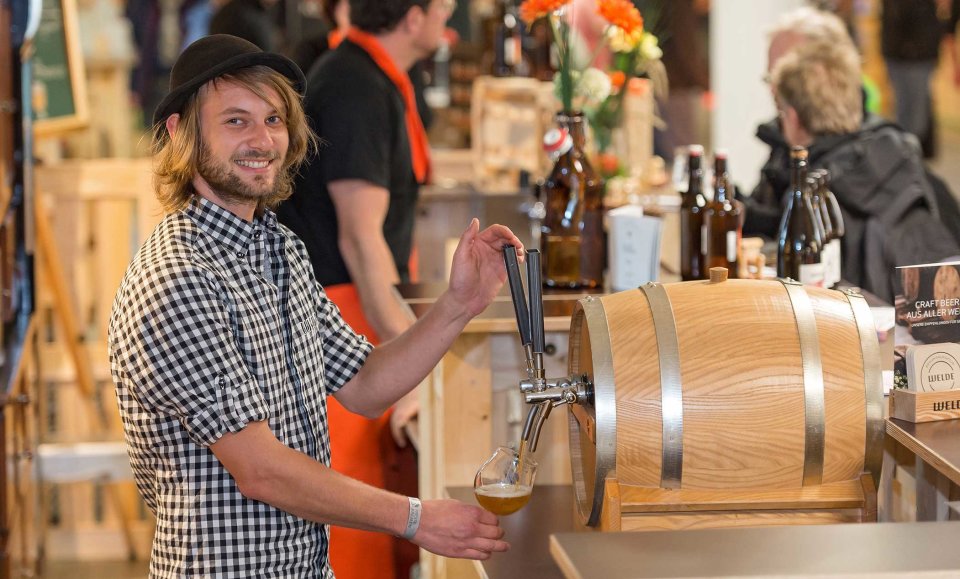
[474,483,532,498]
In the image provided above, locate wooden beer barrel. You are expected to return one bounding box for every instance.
[567,273,884,528]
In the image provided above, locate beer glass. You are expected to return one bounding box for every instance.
[473,446,537,515]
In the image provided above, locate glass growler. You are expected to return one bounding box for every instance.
[704,150,743,276]
[777,147,824,286]
[680,145,707,280]
[540,112,605,288]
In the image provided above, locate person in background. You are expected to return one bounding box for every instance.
[210,0,279,51]
[740,7,855,239]
[110,34,514,578]
[771,39,959,302]
[655,0,710,163]
[288,0,349,74]
[276,1,454,577]
[741,5,960,250]
[881,0,960,158]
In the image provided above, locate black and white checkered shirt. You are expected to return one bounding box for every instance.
[109,196,372,578]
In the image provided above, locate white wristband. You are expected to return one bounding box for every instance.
[402,497,422,540]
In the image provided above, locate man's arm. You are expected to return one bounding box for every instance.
[210,421,509,559]
[328,179,413,342]
[334,219,523,417]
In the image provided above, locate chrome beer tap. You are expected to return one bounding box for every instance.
[502,246,591,452]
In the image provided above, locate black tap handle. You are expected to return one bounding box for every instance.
[526,249,545,354]
[502,245,532,347]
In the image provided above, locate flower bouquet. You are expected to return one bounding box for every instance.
[519,0,666,177]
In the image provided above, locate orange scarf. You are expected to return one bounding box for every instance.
[345,27,430,184]
[328,29,344,49]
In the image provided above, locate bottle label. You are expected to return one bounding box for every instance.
[830,239,842,286]
[726,231,737,263]
[701,224,708,257]
[505,37,519,66]
[819,242,831,287]
[799,262,825,287]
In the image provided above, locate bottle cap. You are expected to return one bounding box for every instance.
[688,144,704,157]
[714,148,728,160]
[543,128,573,158]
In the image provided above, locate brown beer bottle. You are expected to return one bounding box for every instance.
[540,112,605,288]
[680,145,707,280]
[704,150,743,276]
[777,147,824,286]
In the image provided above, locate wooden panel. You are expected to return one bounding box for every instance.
[441,333,492,487]
[617,479,865,513]
[619,509,862,532]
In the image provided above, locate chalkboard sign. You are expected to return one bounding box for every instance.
[32,0,88,136]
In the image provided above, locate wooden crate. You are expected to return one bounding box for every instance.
[890,389,960,423]
[470,76,556,193]
[33,158,161,560]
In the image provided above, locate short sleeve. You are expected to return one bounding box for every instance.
[115,263,269,446]
[308,73,395,190]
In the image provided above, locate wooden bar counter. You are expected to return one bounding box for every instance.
[883,417,960,522]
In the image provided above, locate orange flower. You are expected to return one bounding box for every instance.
[596,0,643,35]
[519,0,571,25]
[598,152,621,175]
[608,70,626,91]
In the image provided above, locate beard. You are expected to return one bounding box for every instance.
[197,142,288,208]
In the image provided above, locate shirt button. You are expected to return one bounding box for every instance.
[237,251,246,258]
[254,231,261,239]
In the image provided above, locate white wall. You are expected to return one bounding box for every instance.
[710,0,804,193]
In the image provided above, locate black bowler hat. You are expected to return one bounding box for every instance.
[153,34,306,126]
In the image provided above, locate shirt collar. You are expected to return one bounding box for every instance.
[184,196,279,256]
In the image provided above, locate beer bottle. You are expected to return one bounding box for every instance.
[540,112,605,288]
[777,147,825,286]
[810,170,839,288]
[821,170,845,285]
[704,150,743,276]
[491,0,529,77]
[680,145,707,281]
[805,173,830,284]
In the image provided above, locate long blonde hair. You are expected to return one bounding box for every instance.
[151,65,317,214]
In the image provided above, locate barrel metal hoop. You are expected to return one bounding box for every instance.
[639,282,683,489]
[842,289,884,490]
[779,279,826,486]
[575,297,618,526]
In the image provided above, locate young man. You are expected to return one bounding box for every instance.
[109,34,514,577]
[276,2,453,575]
